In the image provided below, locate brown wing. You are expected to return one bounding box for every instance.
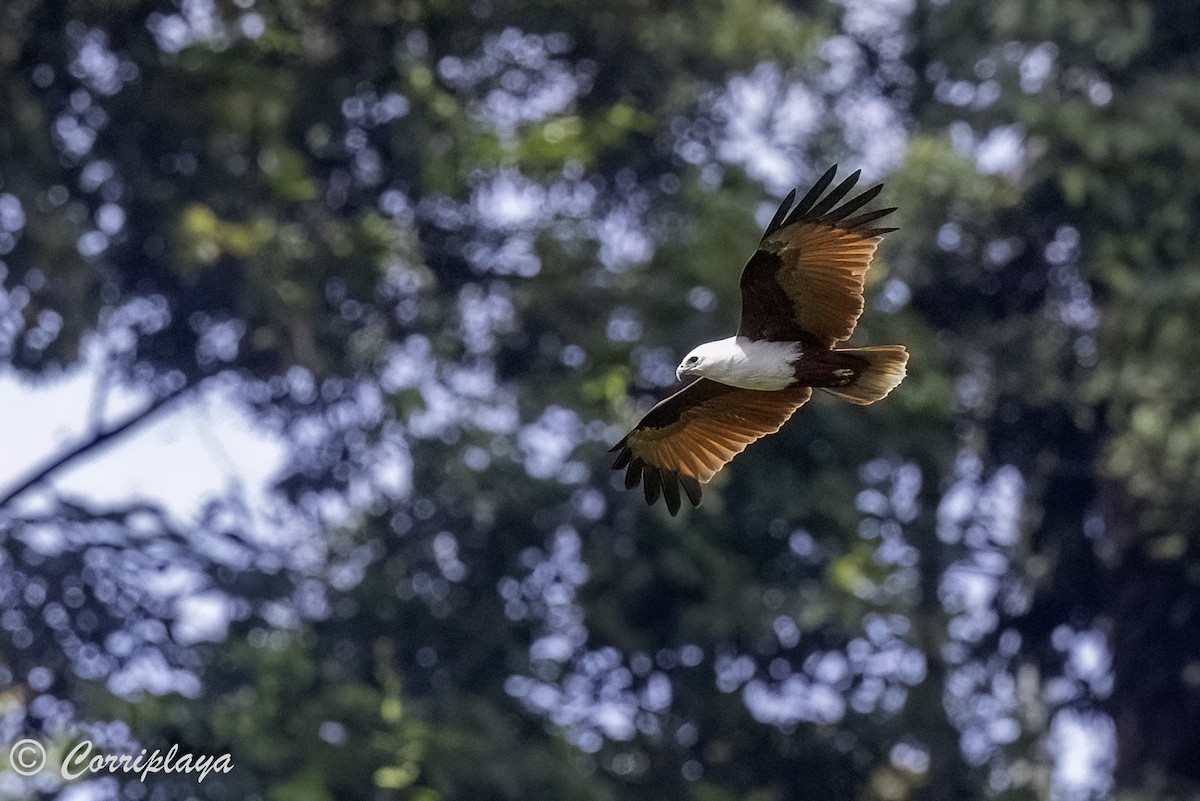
[609,379,813,515]
[739,165,897,347]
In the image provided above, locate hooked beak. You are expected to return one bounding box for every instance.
[676,363,692,381]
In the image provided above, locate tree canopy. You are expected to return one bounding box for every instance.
[3,0,1200,799]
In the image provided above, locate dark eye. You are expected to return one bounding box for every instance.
[686,356,699,364]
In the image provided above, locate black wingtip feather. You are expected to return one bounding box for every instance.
[661,472,681,516]
[789,164,839,222]
[625,458,644,490]
[642,465,662,506]
[806,170,862,220]
[768,167,897,237]
[763,188,797,239]
[822,183,883,223]
[679,474,703,507]
[612,445,702,513]
[841,206,897,230]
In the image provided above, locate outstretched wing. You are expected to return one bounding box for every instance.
[739,165,897,347]
[609,379,813,515]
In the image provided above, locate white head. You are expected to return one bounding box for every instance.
[676,341,727,381]
[675,336,800,391]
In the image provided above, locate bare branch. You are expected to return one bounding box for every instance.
[0,382,194,510]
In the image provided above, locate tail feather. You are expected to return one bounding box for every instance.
[822,345,908,405]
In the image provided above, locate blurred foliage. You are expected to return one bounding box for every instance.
[3,0,1200,800]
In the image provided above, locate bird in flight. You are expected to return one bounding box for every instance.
[610,165,908,515]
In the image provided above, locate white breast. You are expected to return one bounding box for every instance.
[700,336,800,391]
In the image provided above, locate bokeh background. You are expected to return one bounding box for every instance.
[2,0,1199,798]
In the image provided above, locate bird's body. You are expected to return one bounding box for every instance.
[610,165,909,515]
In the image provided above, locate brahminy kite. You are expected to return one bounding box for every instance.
[610,165,908,515]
